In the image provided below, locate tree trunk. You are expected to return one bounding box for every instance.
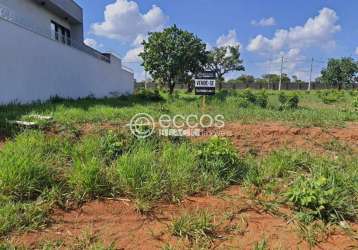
[169,83,175,95]
[218,81,222,91]
[187,82,193,93]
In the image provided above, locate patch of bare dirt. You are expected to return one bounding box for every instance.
[203,122,358,155]
[11,186,358,249]
[76,121,358,156]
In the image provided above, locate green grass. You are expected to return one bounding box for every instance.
[253,239,268,250]
[0,131,247,236]
[113,137,245,205]
[0,89,357,243]
[0,200,50,237]
[244,149,358,223]
[1,90,357,139]
[114,141,163,202]
[171,210,215,246]
[0,131,63,201]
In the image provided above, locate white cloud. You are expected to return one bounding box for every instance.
[355,47,358,56]
[216,30,240,47]
[251,17,276,27]
[84,38,103,50]
[132,34,147,46]
[205,42,213,51]
[247,8,341,53]
[90,0,168,81]
[91,0,168,43]
[123,46,144,62]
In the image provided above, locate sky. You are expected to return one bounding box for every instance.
[76,0,358,81]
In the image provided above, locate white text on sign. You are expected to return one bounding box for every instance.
[195,80,216,88]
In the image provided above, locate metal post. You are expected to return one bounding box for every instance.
[144,71,148,89]
[279,56,284,91]
[267,57,272,89]
[308,58,314,91]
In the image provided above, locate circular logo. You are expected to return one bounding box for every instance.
[129,113,155,139]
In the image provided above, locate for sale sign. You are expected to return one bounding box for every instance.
[195,71,216,95]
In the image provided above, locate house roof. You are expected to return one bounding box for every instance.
[33,0,83,24]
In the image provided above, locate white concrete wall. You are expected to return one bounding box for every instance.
[0,18,134,104]
[0,0,71,37]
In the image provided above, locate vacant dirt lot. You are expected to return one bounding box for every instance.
[202,122,358,155]
[11,186,358,249]
[6,122,358,249]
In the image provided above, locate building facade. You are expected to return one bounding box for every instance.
[0,0,134,104]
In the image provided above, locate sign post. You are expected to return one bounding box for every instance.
[195,71,216,112]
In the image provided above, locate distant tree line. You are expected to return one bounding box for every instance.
[139,25,357,93]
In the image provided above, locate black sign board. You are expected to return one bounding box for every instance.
[195,71,216,96]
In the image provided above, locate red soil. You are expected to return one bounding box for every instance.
[7,122,358,249]
[202,122,358,155]
[10,186,358,249]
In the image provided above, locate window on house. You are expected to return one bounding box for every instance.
[50,21,71,46]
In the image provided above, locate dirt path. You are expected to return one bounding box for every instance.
[10,186,357,250]
[203,122,358,155]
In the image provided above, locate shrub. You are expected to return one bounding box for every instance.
[236,97,250,108]
[196,137,244,185]
[352,96,358,111]
[278,92,288,104]
[278,92,299,109]
[255,91,268,108]
[234,89,268,108]
[213,90,230,101]
[286,174,357,222]
[317,90,345,104]
[240,89,256,103]
[287,94,299,109]
[0,132,59,201]
[135,88,163,102]
[349,90,358,97]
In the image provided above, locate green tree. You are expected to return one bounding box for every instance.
[321,57,358,90]
[262,74,290,89]
[140,25,208,94]
[255,78,266,89]
[292,75,305,89]
[206,46,245,90]
[236,75,255,88]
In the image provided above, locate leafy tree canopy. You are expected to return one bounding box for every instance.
[140,25,208,94]
[262,74,290,84]
[206,46,245,89]
[321,57,358,90]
